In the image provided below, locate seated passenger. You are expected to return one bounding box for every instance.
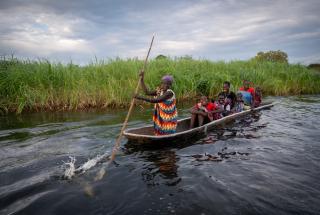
[232,93,245,113]
[239,79,255,106]
[253,87,262,107]
[216,92,231,117]
[212,93,229,119]
[220,81,236,109]
[190,96,215,128]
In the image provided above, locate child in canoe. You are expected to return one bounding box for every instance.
[215,93,231,117]
[238,79,255,106]
[190,93,234,128]
[253,87,262,107]
[135,71,178,136]
[232,92,245,113]
[190,96,216,128]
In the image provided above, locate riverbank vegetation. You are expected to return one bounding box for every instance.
[1,56,320,114]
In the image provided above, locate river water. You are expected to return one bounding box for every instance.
[0,96,319,215]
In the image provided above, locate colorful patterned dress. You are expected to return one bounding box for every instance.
[153,89,178,136]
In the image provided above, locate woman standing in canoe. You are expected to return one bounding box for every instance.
[134,70,178,136]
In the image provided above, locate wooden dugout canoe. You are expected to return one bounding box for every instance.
[123,102,273,145]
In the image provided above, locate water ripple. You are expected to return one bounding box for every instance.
[0,96,320,214]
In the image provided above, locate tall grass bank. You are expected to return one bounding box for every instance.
[1,57,320,114]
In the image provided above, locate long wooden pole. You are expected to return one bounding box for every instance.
[95,35,155,180]
[110,34,154,161]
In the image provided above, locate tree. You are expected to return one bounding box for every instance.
[155,55,167,60]
[307,64,320,71]
[254,50,288,63]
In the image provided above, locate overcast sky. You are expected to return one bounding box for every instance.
[0,0,319,64]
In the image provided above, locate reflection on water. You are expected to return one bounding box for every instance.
[140,150,180,186]
[0,96,320,215]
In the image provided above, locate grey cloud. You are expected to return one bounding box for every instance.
[0,0,319,64]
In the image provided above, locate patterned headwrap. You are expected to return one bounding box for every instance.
[161,75,174,85]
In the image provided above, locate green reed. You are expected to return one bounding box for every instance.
[0,57,319,114]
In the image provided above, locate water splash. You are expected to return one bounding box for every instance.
[63,156,76,180]
[63,153,110,180]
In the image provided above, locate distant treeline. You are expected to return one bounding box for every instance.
[0,56,320,114]
[307,64,320,71]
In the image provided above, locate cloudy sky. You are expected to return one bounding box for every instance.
[0,0,319,64]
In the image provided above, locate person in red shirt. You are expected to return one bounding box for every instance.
[190,96,216,128]
[239,79,255,106]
